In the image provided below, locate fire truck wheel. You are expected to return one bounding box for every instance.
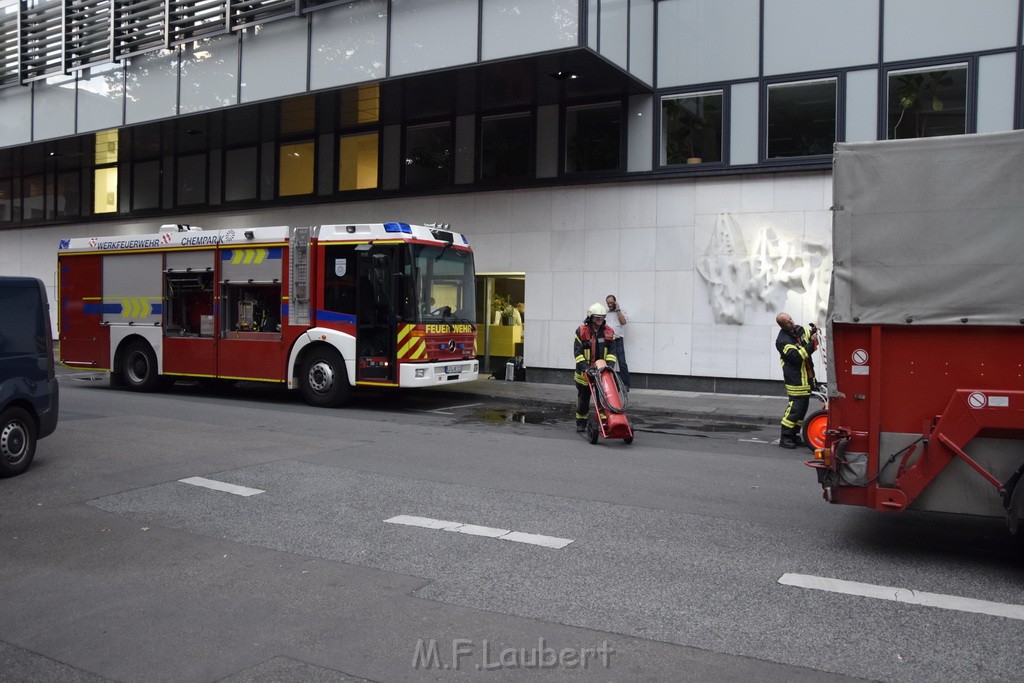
[121,340,161,392]
[802,409,829,451]
[300,347,351,407]
[0,406,36,477]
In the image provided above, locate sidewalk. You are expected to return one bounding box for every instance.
[424,377,783,426]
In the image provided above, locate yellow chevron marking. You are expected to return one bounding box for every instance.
[254,248,267,264]
[398,337,419,358]
[231,250,242,264]
[410,341,427,360]
[397,324,414,344]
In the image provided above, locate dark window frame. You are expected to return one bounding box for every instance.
[882,59,973,140]
[658,88,727,168]
[761,72,843,164]
[562,99,626,175]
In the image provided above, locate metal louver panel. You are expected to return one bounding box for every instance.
[168,0,227,46]
[0,9,18,88]
[20,0,63,81]
[228,0,296,31]
[66,0,112,69]
[113,0,165,58]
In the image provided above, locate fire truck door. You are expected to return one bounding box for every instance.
[355,246,398,382]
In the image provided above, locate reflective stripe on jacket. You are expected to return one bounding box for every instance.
[776,326,816,396]
[574,323,617,385]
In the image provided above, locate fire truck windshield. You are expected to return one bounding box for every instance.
[411,244,476,326]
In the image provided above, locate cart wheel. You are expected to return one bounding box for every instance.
[623,436,634,445]
[802,409,829,451]
[587,424,599,444]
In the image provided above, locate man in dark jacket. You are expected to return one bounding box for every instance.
[775,312,818,449]
[574,303,618,432]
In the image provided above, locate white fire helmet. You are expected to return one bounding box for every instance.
[587,302,608,317]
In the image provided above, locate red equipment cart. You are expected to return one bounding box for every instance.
[584,366,634,445]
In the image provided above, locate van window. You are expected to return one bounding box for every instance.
[0,285,47,356]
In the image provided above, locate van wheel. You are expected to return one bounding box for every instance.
[300,347,351,407]
[0,407,36,477]
[121,340,161,392]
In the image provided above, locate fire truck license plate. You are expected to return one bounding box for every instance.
[445,364,464,374]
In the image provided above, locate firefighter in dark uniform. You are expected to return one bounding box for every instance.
[574,303,618,432]
[775,312,818,448]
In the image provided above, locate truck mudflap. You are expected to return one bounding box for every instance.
[812,389,1024,520]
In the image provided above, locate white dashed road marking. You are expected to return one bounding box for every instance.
[179,476,265,497]
[779,573,1024,621]
[385,515,573,548]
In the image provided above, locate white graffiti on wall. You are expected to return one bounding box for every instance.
[697,213,831,324]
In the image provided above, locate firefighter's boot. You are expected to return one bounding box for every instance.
[576,418,587,433]
[779,428,798,449]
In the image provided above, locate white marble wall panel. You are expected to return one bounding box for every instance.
[525,318,551,368]
[740,176,775,213]
[616,269,655,326]
[180,35,239,113]
[33,76,76,140]
[584,229,620,271]
[654,270,693,323]
[582,271,617,310]
[584,185,621,230]
[691,322,738,376]
[620,184,657,229]
[548,318,579,369]
[436,194,477,235]
[550,230,586,272]
[624,321,654,373]
[0,230,22,272]
[695,178,743,215]
[655,179,695,227]
[125,50,179,124]
[736,324,774,380]
[652,323,692,375]
[310,0,387,90]
[773,172,828,212]
[525,271,554,323]
[471,232,512,272]
[551,271,585,322]
[474,192,512,234]
[619,227,656,271]
[550,187,587,231]
[240,18,309,103]
[511,188,554,230]
[77,64,125,133]
[655,225,694,272]
[511,231,551,272]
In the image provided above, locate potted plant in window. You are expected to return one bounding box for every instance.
[891,70,954,138]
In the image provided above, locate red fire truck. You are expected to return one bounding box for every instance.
[807,131,1024,531]
[57,222,478,406]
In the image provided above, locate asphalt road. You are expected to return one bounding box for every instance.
[2,371,1023,682]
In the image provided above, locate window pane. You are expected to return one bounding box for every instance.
[279,141,315,196]
[177,154,207,205]
[94,129,119,164]
[887,65,968,139]
[405,123,452,187]
[339,133,379,191]
[55,172,80,218]
[661,92,723,165]
[480,113,531,180]
[93,167,118,214]
[340,84,380,125]
[0,181,11,223]
[225,147,258,201]
[280,95,316,135]
[22,176,45,220]
[133,161,161,210]
[565,103,620,172]
[767,79,837,158]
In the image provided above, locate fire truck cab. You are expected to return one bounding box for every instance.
[58,222,478,406]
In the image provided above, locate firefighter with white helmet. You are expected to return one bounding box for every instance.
[573,302,618,431]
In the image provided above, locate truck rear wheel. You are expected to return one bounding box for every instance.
[300,347,351,407]
[0,406,36,477]
[121,340,161,392]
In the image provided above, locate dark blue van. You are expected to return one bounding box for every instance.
[0,276,59,477]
